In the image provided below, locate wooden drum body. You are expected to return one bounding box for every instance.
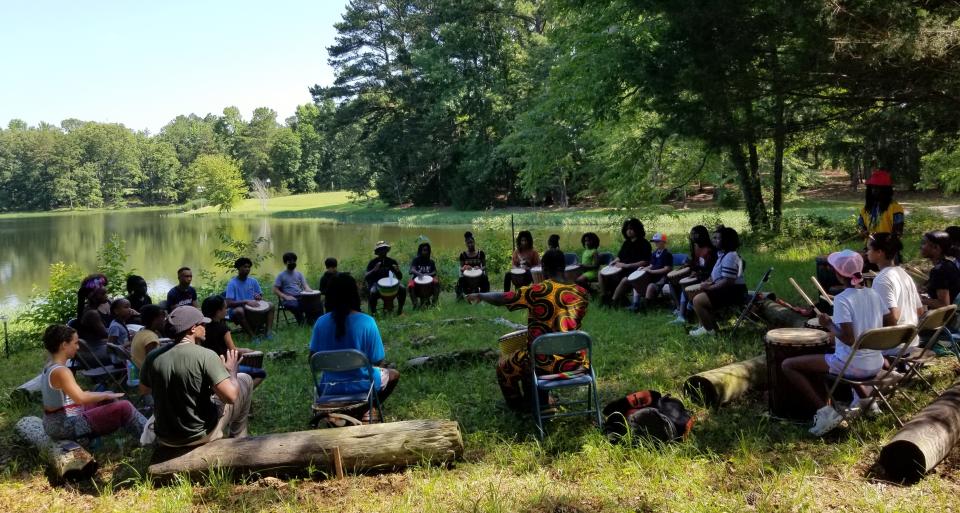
[510,268,531,288]
[240,350,264,369]
[498,329,528,360]
[804,317,829,332]
[298,290,323,322]
[413,275,435,300]
[765,328,834,420]
[244,300,271,332]
[667,267,691,282]
[564,264,582,282]
[529,266,544,284]
[599,266,623,292]
[462,268,484,292]
[377,277,400,309]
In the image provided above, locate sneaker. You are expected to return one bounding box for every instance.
[850,398,882,418]
[809,405,843,436]
[689,326,715,337]
[668,315,687,326]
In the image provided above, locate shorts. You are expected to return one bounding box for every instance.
[377,367,390,390]
[705,283,748,306]
[824,353,879,380]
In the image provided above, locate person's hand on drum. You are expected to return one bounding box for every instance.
[245,299,259,307]
[253,293,263,301]
[817,312,833,332]
[222,348,240,374]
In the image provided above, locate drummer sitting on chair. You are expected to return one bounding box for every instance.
[467,249,590,410]
[408,242,440,308]
[688,227,746,337]
[781,250,885,436]
[201,295,267,389]
[225,257,275,340]
[457,231,490,299]
[503,231,540,292]
[365,241,406,316]
[273,251,316,325]
[607,218,652,306]
[628,232,673,313]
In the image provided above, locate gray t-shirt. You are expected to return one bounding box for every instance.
[274,270,307,296]
[141,342,230,446]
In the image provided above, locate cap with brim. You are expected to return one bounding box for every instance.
[827,249,864,286]
[651,233,667,243]
[865,169,893,187]
[168,306,211,334]
[374,241,391,252]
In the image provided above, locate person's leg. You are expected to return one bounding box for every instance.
[692,292,717,331]
[480,274,490,293]
[368,289,380,314]
[222,373,253,439]
[781,354,831,410]
[408,282,419,308]
[456,277,465,300]
[496,351,529,410]
[431,280,440,304]
[611,276,631,304]
[503,272,512,293]
[238,366,266,388]
[231,307,255,338]
[265,304,275,334]
[396,287,407,315]
[645,282,659,301]
[283,299,304,325]
[82,400,146,440]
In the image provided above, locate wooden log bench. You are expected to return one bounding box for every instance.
[684,356,767,407]
[15,416,97,482]
[878,380,960,483]
[148,419,463,480]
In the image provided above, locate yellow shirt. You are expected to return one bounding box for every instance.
[858,201,904,234]
[130,328,159,369]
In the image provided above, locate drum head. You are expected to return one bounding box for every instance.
[499,329,528,341]
[765,328,830,346]
[299,290,320,297]
[510,268,527,275]
[244,300,270,312]
[464,269,482,278]
[415,275,433,285]
[377,277,400,288]
[600,266,620,276]
[628,269,646,281]
[679,276,698,286]
[565,264,580,272]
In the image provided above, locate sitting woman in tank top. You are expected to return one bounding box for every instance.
[40,324,146,442]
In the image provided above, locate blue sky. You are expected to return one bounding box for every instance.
[0,1,345,132]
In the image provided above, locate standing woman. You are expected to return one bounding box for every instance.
[40,324,146,442]
[503,230,540,292]
[920,231,960,309]
[857,169,904,239]
[457,232,489,299]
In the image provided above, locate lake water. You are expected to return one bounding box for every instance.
[0,210,601,312]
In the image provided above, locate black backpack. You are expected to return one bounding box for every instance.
[603,390,694,443]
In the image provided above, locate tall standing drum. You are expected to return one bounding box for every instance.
[377,277,400,310]
[765,328,834,420]
[599,265,623,293]
[240,350,264,369]
[298,290,323,323]
[413,275,434,300]
[498,329,528,361]
[244,300,271,332]
[529,266,544,284]
[564,264,582,281]
[667,267,691,282]
[510,268,531,288]
[463,268,484,292]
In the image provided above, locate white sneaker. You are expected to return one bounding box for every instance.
[689,326,715,337]
[850,398,882,418]
[668,316,687,326]
[809,405,843,436]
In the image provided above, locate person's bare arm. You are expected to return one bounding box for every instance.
[882,306,901,327]
[819,312,856,345]
[212,349,241,404]
[51,367,124,405]
[467,292,510,306]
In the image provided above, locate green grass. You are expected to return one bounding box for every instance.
[184,191,358,216]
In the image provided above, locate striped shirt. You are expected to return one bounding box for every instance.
[710,251,745,285]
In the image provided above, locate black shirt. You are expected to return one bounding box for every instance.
[318,271,338,295]
[410,256,437,276]
[201,320,231,357]
[365,256,402,285]
[617,238,652,265]
[459,250,486,270]
[166,286,198,311]
[127,293,153,312]
[927,259,960,304]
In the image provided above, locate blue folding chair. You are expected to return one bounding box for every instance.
[564,252,580,266]
[309,349,382,427]
[672,253,690,267]
[529,331,602,439]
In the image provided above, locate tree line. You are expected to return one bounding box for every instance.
[4,1,960,231]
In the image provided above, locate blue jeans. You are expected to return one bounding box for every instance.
[238,365,267,380]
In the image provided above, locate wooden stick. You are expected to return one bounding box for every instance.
[788,278,821,316]
[809,276,834,306]
[332,446,344,479]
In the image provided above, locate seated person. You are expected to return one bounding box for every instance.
[225,257,275,339]
[670,226,717,324]
[76,286,112,368]
[107,298,135,348]
[628,232,673,312]
[688,227,747,337]
[76,274,108,321]
[131,304,167,370]
[201,295,267,388]
[607,218,652,305]
[467,249,590,410]
[318,257,339,295]
[456,231,490,299]
[574,232,601,289]
[125,274,152,315]
[166,267,198,312]
[781,250,885,436]
[140,306,252,447]
[547,234,560,251]
[40,324,146,442]
[503,231,540,292]
[920,230,960,309]
[364,241,406,315]
[408,242,440,308]
[309,273,400,424]
[867,233,922,356]
[273,251,317,325]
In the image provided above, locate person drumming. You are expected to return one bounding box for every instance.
[920,230,960,309]
[273,251,317,325]
[607,218,652,306]
[688,227,746,337]
[857,169,904,240]
[166,267,198,312]
[503,231,540,292]
[456,231,489,299]
[575,232,601,289]
[547,234,560,251]
[140,306,253,447]
[309,273,400,424]
[867,233,922,356]
[781,250,885,435]
[468,249,589,410]
[318,257,339,296]
[669,225,717,324]
[225,257,275,340]
[201,295,267,389]
[40,324,146,442]
[76,274,108,321]
[365,241,406,315]
[106,298,134,347]
[627,232,673,312]
[408,241,440,308]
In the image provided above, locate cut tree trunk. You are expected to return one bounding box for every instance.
[148,419,463,480]
[878,380,960,483]
[684,356,767,407]
[15,416,97,482]
[757,300,808,328]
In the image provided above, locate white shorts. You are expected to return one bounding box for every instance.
[824,354,878,380]
[377,367,390,390]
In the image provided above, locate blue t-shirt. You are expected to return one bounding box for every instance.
[274,270,308,296]
[309,312,384,395]
[166,286,197,311]
[225,276,263,301]
[650,248,673,270]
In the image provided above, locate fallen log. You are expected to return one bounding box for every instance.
[405,349,498,369]
[878,380,960,483]
[756,300,808,328]
[11,373,43,403]
[148,419,463,479]
[15,416,97,482]
[683,356,767,407]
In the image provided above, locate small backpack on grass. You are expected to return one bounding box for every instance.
[602,390,695,443]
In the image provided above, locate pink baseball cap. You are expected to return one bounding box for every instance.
[827,249,864,285]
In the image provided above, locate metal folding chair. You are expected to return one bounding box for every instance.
[564,252,580,266]
[893,305,956,396]
[826,324,919,428]
[731,266,773,335]
[597,252,614,266]
[309,349,381,427]
[277,301,298,326]
[529,331,603,440]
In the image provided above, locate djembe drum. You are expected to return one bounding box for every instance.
[377,277,400,311]
[240,350,264,369]
[244,300,271,333]
[463,268,483,293]
[564,264,582,282]
[667,267,691,282]
[298,290,323,323]
[498,329,528,362]
[510,268,532,288]
[530,266,544,284]
[804,317,830,332]
[765,327,834,420]
[413,275,434,302]
[599,265,623,295]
